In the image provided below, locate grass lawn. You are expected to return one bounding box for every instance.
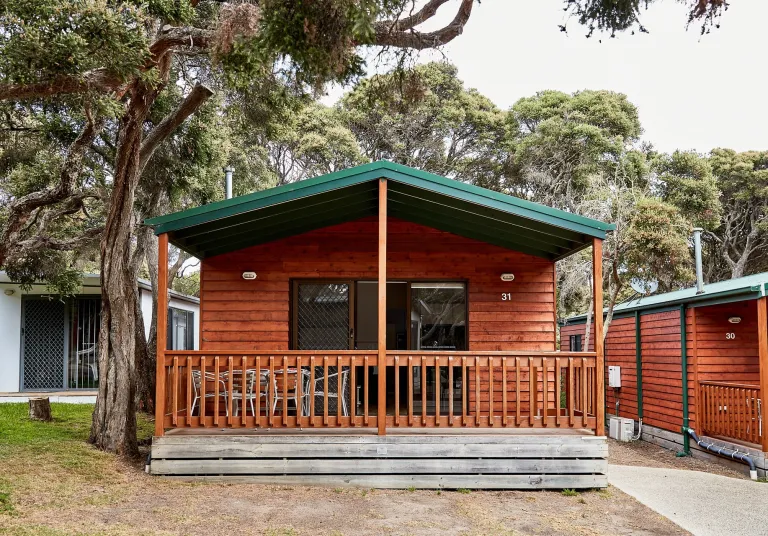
[0,403,689,536]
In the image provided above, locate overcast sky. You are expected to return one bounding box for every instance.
[324,1,768,154]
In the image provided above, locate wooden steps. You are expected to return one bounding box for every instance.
[150,433,607,489]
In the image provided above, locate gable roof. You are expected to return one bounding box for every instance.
[563,272,768,324]
[145,161,614,260]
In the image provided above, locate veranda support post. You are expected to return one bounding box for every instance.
[378,178,387,435]
[757,296,768,453]
[154,232,169,437]
[592,237,605,434]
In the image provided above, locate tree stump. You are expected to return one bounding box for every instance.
[28,397,52,421]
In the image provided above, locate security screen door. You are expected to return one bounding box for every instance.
[293,282,352,350]
[21,298,66,390]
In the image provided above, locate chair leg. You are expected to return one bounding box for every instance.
[190,396,198,417]
[250,398,255,418]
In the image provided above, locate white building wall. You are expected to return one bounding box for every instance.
[0,289,22,392]
[139,287,200,350]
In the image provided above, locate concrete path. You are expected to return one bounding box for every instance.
[609,464,768,536]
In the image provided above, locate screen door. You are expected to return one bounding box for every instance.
[21,298,66,390]
[293,282,352,350]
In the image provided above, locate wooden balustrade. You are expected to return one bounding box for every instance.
[699,381,762,445]
[156,350,598,433]
[384,352,597,429]
[159,351,379,429]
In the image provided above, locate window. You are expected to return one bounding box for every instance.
[168,307,195,350]
[410,282,466,351]
[569,334,583,352]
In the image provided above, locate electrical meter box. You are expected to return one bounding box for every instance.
[608,366,621,388]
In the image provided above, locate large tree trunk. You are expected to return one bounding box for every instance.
[90,70,166,456]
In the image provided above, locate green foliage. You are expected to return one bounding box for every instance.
[506,89,643,206]
[564,0,728,36]
[561,488,578,496]
[0,0,151,86]
[340,62,506,186]
[172,270,200,297]
[222,0,382,89]
[653,150,722,230]
[623,198,694,289]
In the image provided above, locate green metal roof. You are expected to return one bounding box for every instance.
[563,272,768,324]
[145,161,615,260]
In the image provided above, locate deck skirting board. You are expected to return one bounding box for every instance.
[150,434,607,489]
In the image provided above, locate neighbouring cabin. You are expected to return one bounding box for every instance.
[561,273,768,475]
[146,161,613,489]
[0,273,198,402]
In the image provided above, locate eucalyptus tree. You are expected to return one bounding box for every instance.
[505,89,644,210]
[708,148,768,279]
[0,0,477,456]
[339,62,506,188]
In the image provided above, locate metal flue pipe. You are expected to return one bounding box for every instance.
[224,166,234,200]
[693,227,705,295]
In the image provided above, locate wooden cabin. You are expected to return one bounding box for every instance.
[146,161,613,489]
[561,273,768,475]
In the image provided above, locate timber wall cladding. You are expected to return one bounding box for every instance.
[200,216,556,352]
[564,301,763,435]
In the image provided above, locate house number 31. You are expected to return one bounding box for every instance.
[501,293,512,301]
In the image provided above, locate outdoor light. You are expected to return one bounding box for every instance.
[728,316,742,324]
[242,272,257,280]
[500,273,515,282]
[3,289,14,296]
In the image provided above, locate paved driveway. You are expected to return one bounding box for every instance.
[609,464,768,536]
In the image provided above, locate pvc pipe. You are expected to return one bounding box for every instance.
[685,428,758,480]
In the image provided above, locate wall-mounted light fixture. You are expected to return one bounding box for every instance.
[3,289,14,296]
[500,273,515,282]
[242,272,257,280]
[728,316,742,324]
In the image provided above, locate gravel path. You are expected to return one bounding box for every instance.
[608,464,768,536]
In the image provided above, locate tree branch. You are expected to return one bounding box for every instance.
[0,114,105,266]
[374,0,474,49]
[0,70,124,102]
[138,84,214,174]
[10,226,104,258]
[377,0,453,33]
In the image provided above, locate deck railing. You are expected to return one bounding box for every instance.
[156,350,598,433]
[698,381,762,446]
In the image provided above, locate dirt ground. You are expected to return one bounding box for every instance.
[4,404,734,535]
[607,438,749,480]
[1,465,690,536]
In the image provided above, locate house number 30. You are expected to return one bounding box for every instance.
[726,332,736,340]
[501,293,512,301]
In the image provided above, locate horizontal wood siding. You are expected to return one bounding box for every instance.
[201,217,554,352]
[693,301,759,384]
[603,316,639,420]
[200,217,556,417]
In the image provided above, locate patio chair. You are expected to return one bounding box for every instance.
[305,367,350,416]
[271,368,308,416]
[225,369,264,417]
[190,370,229,417]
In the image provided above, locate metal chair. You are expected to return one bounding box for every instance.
[190,370,229,416]
[271,368,306,416]
[225,369,262,417]
[305,367,350,416]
